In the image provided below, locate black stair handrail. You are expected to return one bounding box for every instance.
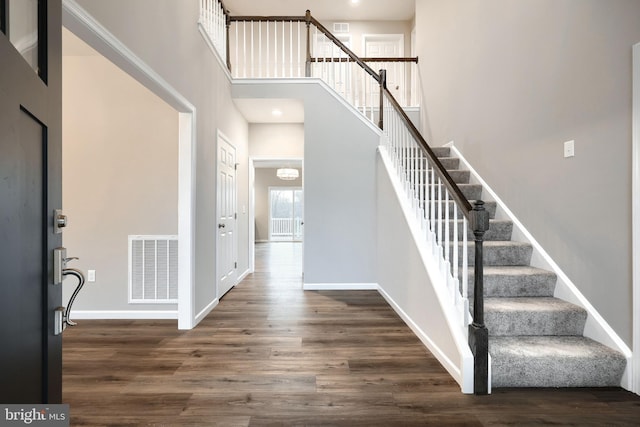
[305,12,380,81]
[218,6,490,395]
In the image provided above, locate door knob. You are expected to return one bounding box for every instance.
[218,223,226,229]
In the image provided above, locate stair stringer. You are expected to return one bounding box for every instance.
[446,141,633,391]
[377,145,477,394]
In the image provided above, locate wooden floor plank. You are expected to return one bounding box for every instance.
[63,242,640,426]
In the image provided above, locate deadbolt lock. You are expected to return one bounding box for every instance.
[54,209,67,234]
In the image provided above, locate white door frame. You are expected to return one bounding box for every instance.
[62,0,197,329]
[249,157,303,273]
[632,42,640,395]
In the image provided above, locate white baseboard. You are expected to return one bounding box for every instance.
[69,310,178,320]
[195,298,219,324]
[237,268,251,283]
[303,283,379,291]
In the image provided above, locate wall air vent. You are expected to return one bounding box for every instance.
[129,235,178,304]
[333,23,349,33]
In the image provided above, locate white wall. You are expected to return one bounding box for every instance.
[249,123,304,159]
[415,0,640,346]
[254,168,302,242]
[62,30,178,312]
[73,0,250,321]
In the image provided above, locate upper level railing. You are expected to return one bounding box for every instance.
[200,1,419,117]
[199,0,489,395]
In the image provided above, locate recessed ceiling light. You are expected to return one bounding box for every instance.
[272,109,283,116]
[351,0,360,4]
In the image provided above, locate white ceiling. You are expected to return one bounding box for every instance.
[233,98,305,123]
[223,0,416,22]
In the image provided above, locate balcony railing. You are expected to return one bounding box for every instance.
[271,217,303,241]
[199,1,420,124]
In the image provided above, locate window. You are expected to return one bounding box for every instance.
[269,188,303,241]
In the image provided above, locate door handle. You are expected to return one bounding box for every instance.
[218,223,226,229]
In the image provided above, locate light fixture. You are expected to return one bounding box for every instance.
[272,109,283,117]
[276,168,299,180]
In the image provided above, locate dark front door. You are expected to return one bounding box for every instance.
[0,0,62,403]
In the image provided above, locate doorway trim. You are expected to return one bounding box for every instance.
[62,0,197,329]
[633,42,640,395]
[249,157,303,273]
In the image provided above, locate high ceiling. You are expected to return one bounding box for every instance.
[222,0,416,22]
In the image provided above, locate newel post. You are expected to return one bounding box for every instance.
[305,10,312,77]
[378,69,387,130]
[469,200,490,395]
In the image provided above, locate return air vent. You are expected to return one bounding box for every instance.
[129,235,178,304]
[333,23,349,33]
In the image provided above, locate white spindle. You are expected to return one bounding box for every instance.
[251,22,255,77]
[453,196,459,283]
[445,189,450,264]
[437,178,443,251]
[297,22,301,77]
[462,217,469,320]
[257,22,261,77]
[273,21,277,77]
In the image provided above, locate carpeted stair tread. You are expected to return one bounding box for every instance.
[439,200,497,219]
[490,336,626,387]
[457,240,533,266]
[484,297,587,336]
[425,183,481,200]
[425,169,470,184]
[448,219,513,241]
[432,146,451,157]
[467,266,557,297]
[435,157,459,170]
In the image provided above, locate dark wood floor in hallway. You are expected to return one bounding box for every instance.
[63,242,640,426]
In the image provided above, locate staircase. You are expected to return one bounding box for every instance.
[432,146,627,388]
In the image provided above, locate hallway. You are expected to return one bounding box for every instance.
[63,243,640,425]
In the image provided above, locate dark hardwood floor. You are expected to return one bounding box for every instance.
[63,242,640,426]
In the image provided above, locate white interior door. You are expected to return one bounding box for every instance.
[217,132,237,298]
[364,34,405,104]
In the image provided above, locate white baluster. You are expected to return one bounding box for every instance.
[250,21,254,77]
[462,216,469,325]
[272,21,277,77]
[289,21,293,77]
